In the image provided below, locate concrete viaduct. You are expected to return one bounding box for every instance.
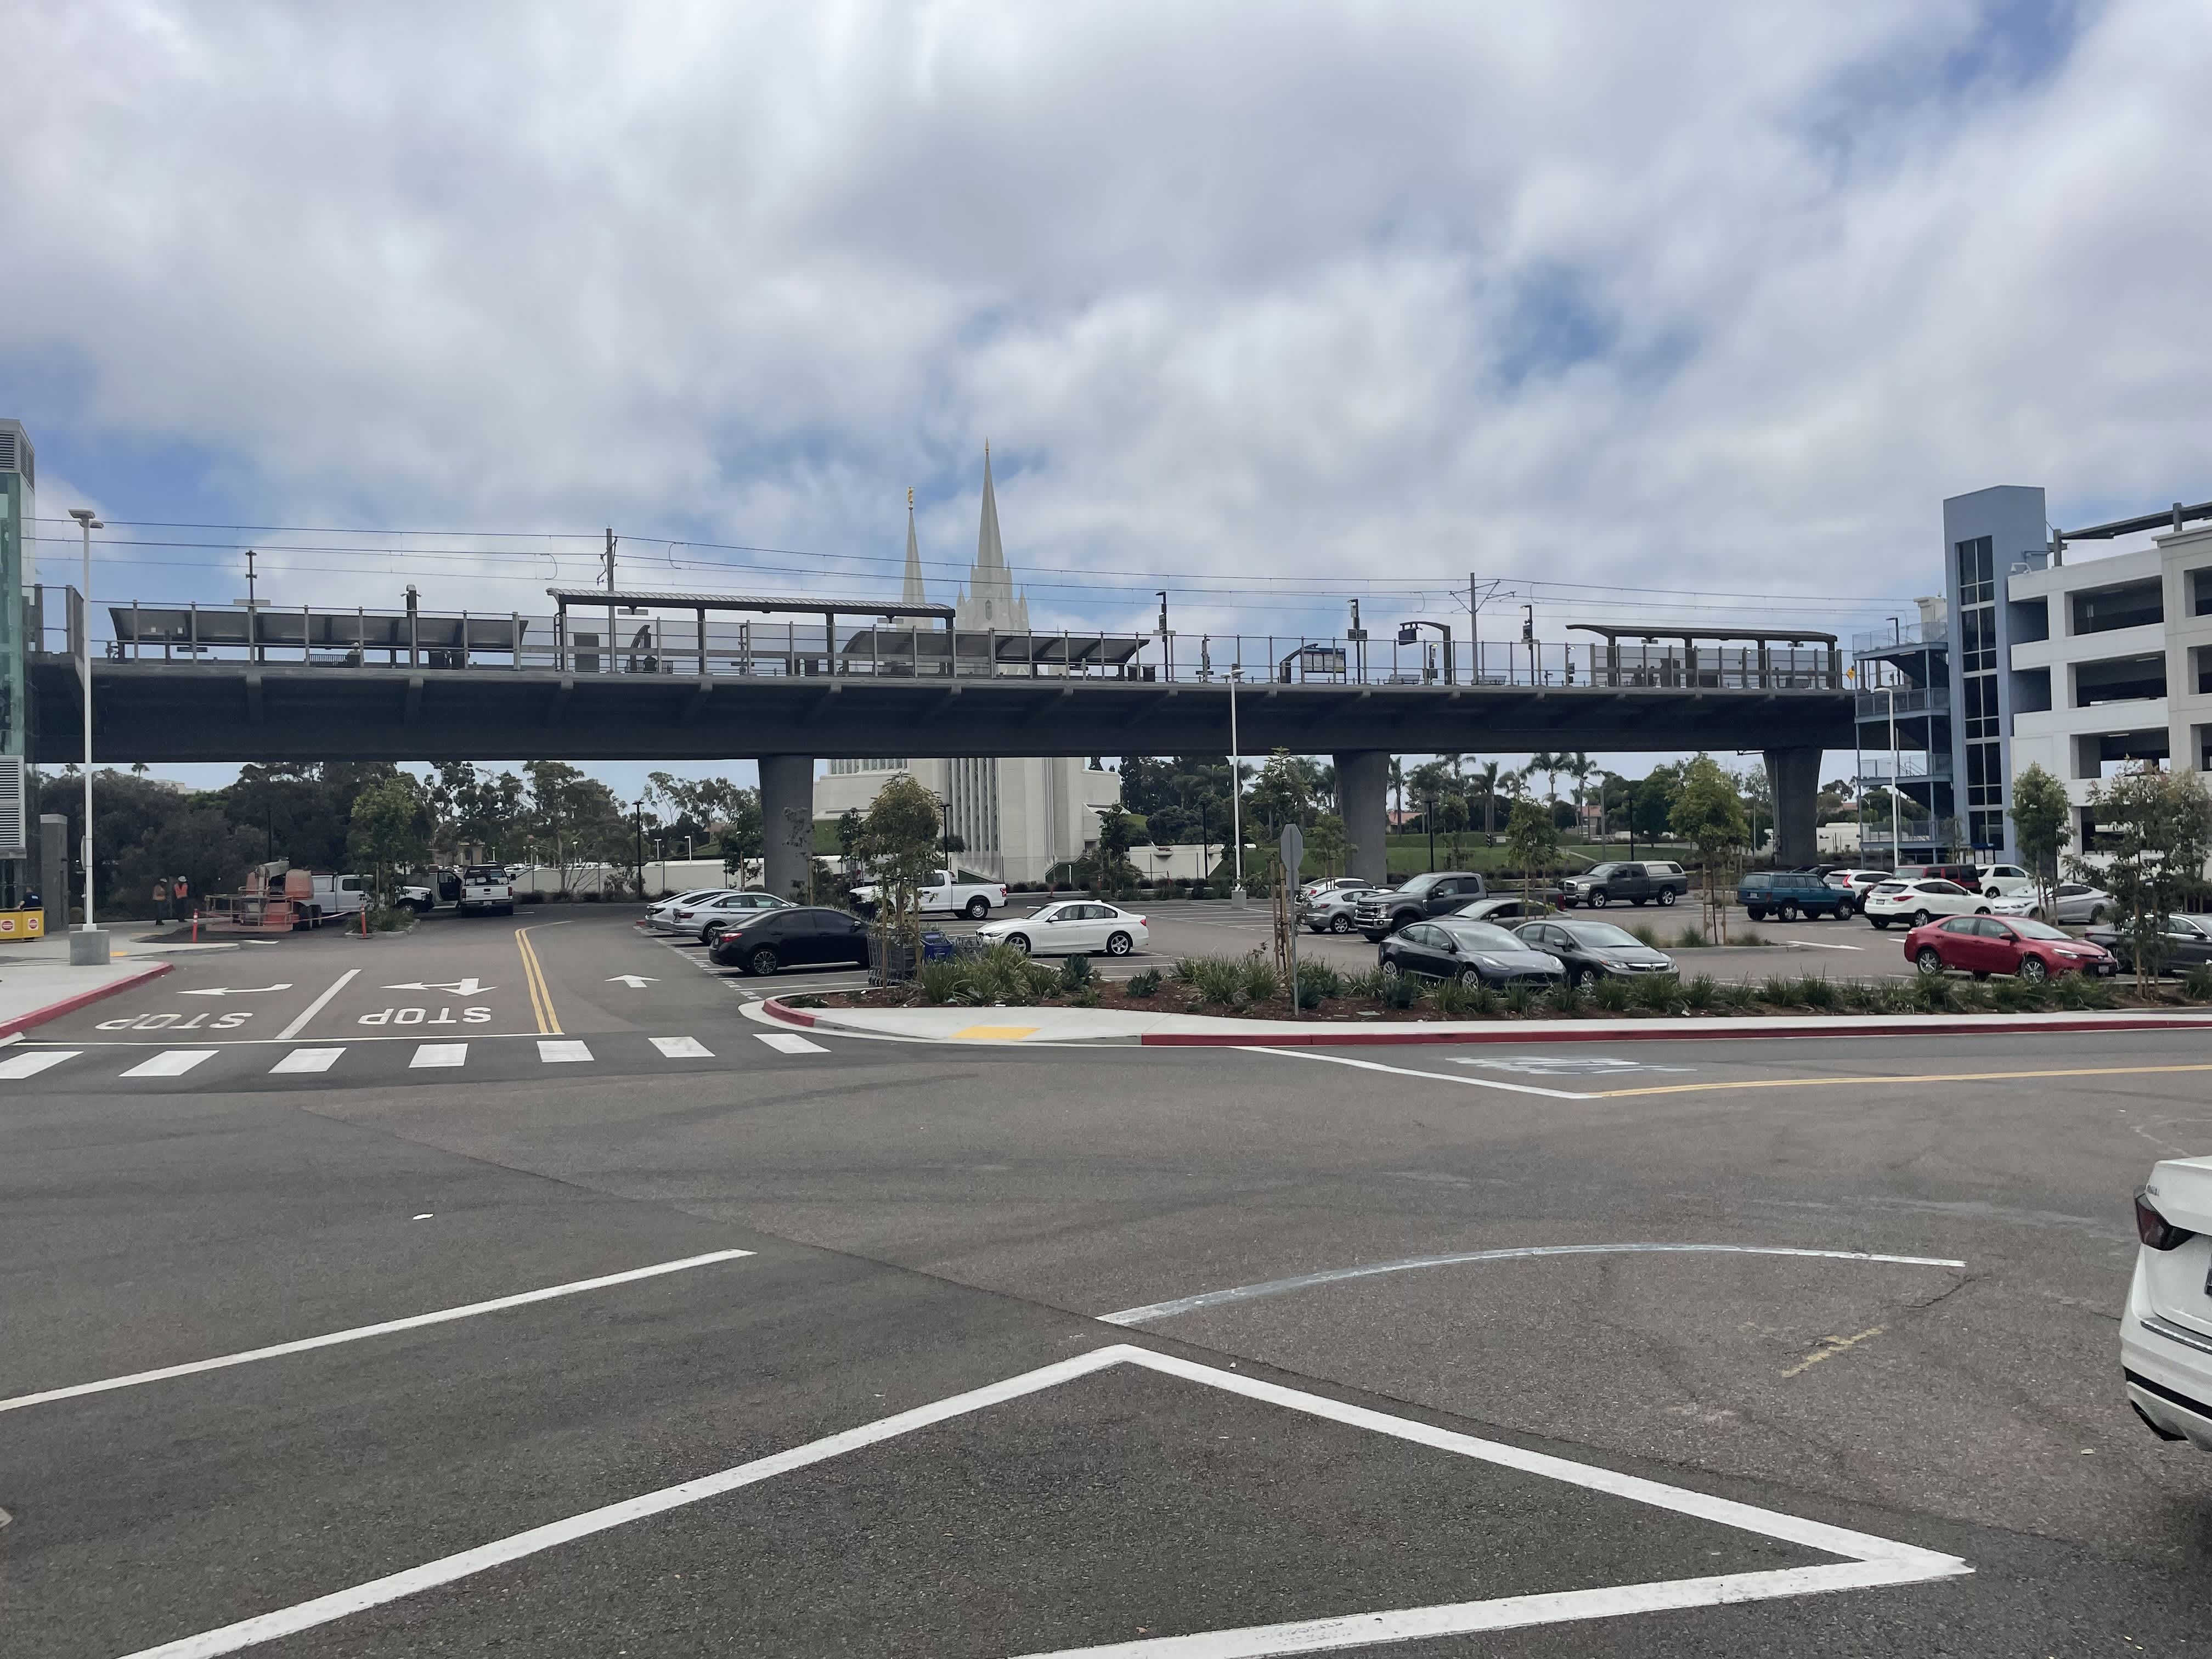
[29,592,1850,895]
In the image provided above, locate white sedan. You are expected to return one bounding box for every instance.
[646,889,732,930]
[1989,881,2116,923]
[977,901,1149,957]
[2124,1158,2212,1449]
[1863,878,1991,930]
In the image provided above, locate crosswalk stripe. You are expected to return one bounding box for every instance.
[755,1032,828,1055]
[271,1048,345,1075]
[120,1049,218,1079]
[0,1049,80,1079]
[409,1043,468,1069]
[538,1039,594,1064]
[650,1036,714,1059]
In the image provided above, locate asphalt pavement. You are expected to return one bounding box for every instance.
[4,904,2208,1656]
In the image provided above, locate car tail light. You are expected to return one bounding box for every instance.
[2136,1188,2194,1251]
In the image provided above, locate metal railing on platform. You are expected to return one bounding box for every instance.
[28,585,1846,692]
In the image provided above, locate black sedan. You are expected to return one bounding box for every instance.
[1514,918,1679,987]
[708,906,873,976]
[2085,913,2212,975]
[1378,919,1567,988]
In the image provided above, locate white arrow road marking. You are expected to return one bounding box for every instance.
[383,978,494,995]
[177,984,294,997]
[607,974,658,989]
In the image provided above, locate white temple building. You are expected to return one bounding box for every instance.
[814,446,1121,884]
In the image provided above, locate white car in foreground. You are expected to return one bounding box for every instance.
[2125,1159,2212,1449]
[1863,878,1990,930]
[977,900,1149,957]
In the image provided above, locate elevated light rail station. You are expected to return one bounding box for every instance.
[25,584,1850,893]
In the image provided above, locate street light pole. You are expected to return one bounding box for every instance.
[1228,667,1245,908]
[69,509,104,949]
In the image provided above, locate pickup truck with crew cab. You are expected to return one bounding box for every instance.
[1353,872,1489,941]
[458,864,515,916]
[1554,861,1687,909]
[850,868,1009,919]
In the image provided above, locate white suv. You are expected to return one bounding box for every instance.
[1863,878,1990,930]
[2125,1159,2212,1449]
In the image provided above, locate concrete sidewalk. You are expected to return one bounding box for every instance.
[758,996,2212,1047]
[0,958,175,1039]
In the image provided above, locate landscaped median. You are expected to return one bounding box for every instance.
[757,946,2212,1046]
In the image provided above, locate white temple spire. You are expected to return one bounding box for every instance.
[901,486,926,605]
[954,442,1029,631]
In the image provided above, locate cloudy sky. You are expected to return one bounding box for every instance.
[6,0,2207,789]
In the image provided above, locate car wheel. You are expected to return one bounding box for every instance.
[1570,966,1595,989]
[2088,906,2107,924]
[2020,955,2050,984]
[1588,889,1607,908]
[1459,968,1483,988]
[1912,910,1932,928]
[1630,896,1649,906]
[965,895,990,919]
[1105,931,1133,956]
[1777,903,1798,922]
[1329,913,1351,933]
[1916,947,1943,975]
[1006,933,1031,956]
[1658,888,1678,907]
[1976,906,1991,916]
[1871,917,1889,930]
[1836,899,1856,919]
[1380,958,1401,977]
[1747,907,1768,923]
[747,947,780,977]
[1986,887,2002,899]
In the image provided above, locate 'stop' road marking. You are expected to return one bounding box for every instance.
[0,1249,754,1416]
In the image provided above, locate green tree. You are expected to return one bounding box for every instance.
[717,790,765,883]
[1669,754,1750,936]
[1504,798,1560,902]
[2071,765,2212,992]
[836,806,866,870]
[1245,749,1316,837]
[523,761,629,894]
[1474,759,1502,843]
[1093,804,1139,896]
[854,775,944,970]
[1305,812,1352,877]
[1439,792,1470,866]
[2007,763,2073,918]
[347,774,433,902]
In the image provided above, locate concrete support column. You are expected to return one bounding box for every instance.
[1334,749,1391,886]
[1763,746,1821,868]
[759,755,815,900]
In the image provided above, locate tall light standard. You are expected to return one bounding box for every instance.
[1228,665,1245,908]
[67,508,104,956]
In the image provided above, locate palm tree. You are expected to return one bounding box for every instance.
[1525,752,1566,814]
[1388,757,1406,825]
[1475,760,1502,844]
[1563,752,1596,842]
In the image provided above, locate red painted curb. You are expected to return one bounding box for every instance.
[1138,1014,2212,1047]
[761,997,819,1028]
[0,960,174,1040]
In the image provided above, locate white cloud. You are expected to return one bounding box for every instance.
[2,0,2204,651]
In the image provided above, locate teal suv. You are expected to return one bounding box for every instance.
[1737,870,1858,922]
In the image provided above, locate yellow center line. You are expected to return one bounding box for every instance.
[1593,1062,2212,1099]
[515,926,561,1036]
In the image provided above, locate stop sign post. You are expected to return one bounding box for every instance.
[1280,824,1305,1019]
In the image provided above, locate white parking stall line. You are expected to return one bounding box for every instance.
[270,1048,345,1075]
[119,1049,219,1080]
[755,1032,829,1054]
[538,1039,594,1064]
[0,1249,754,1417]
[650,1036,714,1059]
[108,1342,1968,1659]
[275,968,361,1042]
[409,1043,469,1069]
[0,1048,81,1079]
[1245,1046,1600,1099]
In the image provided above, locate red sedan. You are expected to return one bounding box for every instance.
[1903,915,2117,982]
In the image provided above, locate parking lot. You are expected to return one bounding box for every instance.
[5,905,2209,1655]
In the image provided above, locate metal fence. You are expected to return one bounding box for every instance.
[30,585,1844,691]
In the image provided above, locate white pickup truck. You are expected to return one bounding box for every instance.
[458,863,516,916]
[850,868,1009,920]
